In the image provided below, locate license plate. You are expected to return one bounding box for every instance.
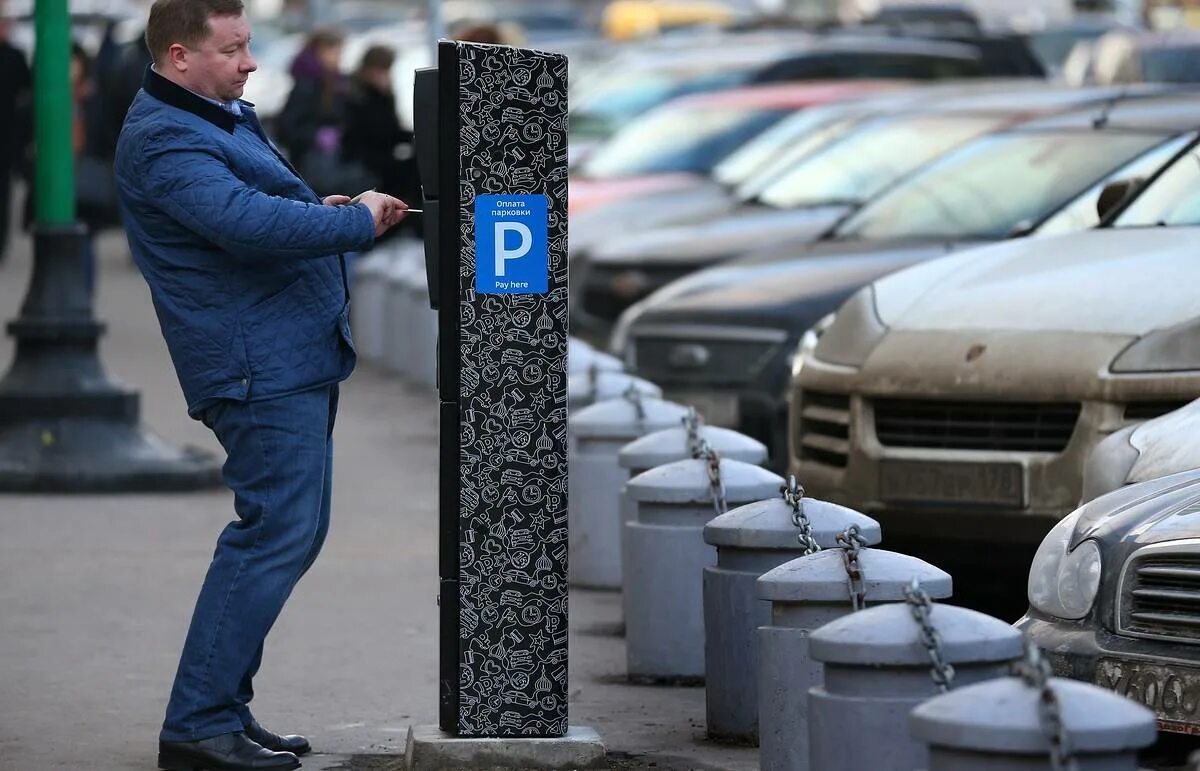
[879,461,1024,507]
[665,391,739,427]
[1095,657,1200,734]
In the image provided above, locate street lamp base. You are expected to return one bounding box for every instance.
[0,417,221,492]
[0,222,223,493]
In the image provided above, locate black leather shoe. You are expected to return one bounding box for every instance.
[158,731,301,770]
[243,719,311,756]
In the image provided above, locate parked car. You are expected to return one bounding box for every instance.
[569,38,810,160]
[1018,467,1200,735]
[1083,398,1200,503]
[784,165,1200,612]
[575,83,1151,327]
[1023,15,1134,75]
[570,81,899,215]
[616,94,1200,474]
[1081,29,1200,85]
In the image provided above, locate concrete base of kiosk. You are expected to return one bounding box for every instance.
[405,725,606,770]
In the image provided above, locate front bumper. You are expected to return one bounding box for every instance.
[627,324,795,469]
[791,330,1200,545]
[1020,610,1200,735]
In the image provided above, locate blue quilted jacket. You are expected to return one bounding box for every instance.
[115,68,375,417]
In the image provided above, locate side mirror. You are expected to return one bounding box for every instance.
[1097,177,1143,222]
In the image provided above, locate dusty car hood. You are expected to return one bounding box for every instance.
[610,239,965,351]
[592,204,851,265]
[874,227,1200,336]
[570,180,734,254]
[1128,399,1200,486]
[1072,468,1200,551]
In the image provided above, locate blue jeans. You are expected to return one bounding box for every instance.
[161,385,339,742]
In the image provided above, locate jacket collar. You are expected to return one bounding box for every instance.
[143,65,240,133]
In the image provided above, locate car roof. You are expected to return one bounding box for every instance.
[899,82,1165,114]
[1017,91,1200,132]
[1126,30,1200,50]
[665,80,907,110]
[801,33,980,59]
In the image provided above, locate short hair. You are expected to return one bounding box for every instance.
[305,26,345,52]
[357,44,395,74]
[145,0,245,63]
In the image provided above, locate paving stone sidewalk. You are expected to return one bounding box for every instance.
[0,229,757,771]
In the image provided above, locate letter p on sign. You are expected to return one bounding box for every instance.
[495,222,532,277]
[475,194,549,294]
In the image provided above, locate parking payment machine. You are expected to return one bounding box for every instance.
[414,41,569,737]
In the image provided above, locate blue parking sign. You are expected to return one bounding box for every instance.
[475,194,549,294]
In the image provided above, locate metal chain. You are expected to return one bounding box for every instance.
[782,475,821,555]
[1013,642,1076,771]
[835,524,869,611]
[622,382,646,423]
[682,407,704,459]
[903,578,956,693]
[698,441,727,518]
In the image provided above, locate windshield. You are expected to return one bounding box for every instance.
[834,130,1169,240]
[1141,46,1200,83]
[1036,133,1195,236]
[713,107,857,188]
[571,69,748,140]
[1115,140,1200,227]
[580,104,791,179]
[755,114,1000,209]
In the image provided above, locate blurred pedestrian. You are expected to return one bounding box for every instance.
[0,2,31,263]
[342,44,418,238]
[451,21,519,45]
[276,27,366,196]
[69,42,119,294]
[113,0,408,768]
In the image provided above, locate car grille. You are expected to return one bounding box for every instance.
[632,328,784,386]
[1125,401,1191,421]
[796,390,850,468]
[872,398,1080,453]
[1122,552,1200,643]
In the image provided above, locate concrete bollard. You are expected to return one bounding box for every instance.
[569,337,624,376]
[349,245,398,363]
[567,370,660,413]
[702,481,881,745]
[401,267,437,389]
[618,414,767,591]
[807,598,1024,771]
[568,394,691,589]
[625,455,783,682]
[911,647,1157,770]
[756,548,951,771]
[383,248,422,375]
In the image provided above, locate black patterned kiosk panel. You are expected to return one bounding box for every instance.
[418,40,568,738]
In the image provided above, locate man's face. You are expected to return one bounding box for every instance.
[173,12,256,102]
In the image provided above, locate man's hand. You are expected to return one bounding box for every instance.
[354,191,410,236]
[322,195,352,206]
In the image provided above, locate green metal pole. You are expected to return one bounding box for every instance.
[33,0,74,225]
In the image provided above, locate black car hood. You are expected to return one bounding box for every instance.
[630,238,974,331]
[1074,469,1200,553]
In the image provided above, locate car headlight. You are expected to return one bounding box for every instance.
[1027,512,1103,620]
[1111,317,1200,373]
[812,286,889,368]
[790,313,836,379]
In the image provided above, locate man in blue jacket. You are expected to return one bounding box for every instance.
[115,0,408,768]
